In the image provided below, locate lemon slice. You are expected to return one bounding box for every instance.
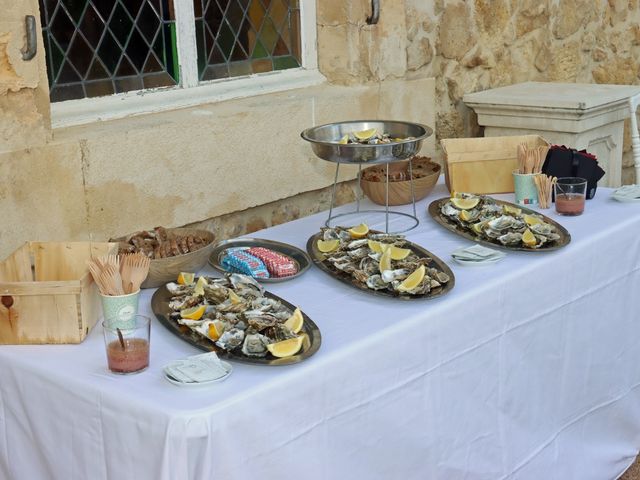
[177,272,195,285]
[337,134,349,144]
[208,320,225,341]
[353,128,377,141]
[502,204,522,216]
[450,197,479,210]
[180,305,206,320]
[267,336,304,358]
[284,307,304,333]
[522,228,537,247]
[523,214,543,226]
[317,239,340,253]
[228,290,242,304]
[193,276,208,295]
[379,248,392,272]
[348,223,369,238]
[397,265,426,292]
[388,245,411,260]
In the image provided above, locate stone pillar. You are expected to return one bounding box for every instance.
[464,82,640,187]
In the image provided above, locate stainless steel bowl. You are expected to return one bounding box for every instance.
[301,120,433,165]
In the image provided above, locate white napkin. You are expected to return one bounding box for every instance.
[451,245,506,262]
[612,185,640,202]
[164,352,230,383]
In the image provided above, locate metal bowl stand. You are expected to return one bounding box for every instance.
[326,160,419,234]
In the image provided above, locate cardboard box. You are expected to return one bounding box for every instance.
[441,135,549,194]
[0,242,116,344]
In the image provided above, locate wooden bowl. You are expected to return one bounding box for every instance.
[111,228,215,288]
[360,157,441,206]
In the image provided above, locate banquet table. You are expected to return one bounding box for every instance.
[1,182,640,480]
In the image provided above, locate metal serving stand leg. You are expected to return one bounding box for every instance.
[324,159,420,234]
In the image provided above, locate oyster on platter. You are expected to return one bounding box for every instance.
[165,273,307,359]
[439,193,562,249]
[312,225,452,297]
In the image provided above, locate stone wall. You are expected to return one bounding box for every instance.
[1,0,639,259]
[317,0,640,184]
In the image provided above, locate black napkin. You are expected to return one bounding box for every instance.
[541,145,605,199]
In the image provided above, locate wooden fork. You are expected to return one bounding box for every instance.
[128,254,150,294]
[101,264,125,296]
[120,254,134,294]
[88,261,108,295]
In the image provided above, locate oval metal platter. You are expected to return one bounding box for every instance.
[151,285,321,366]
[208,238,311,283]
[306,231,455,300]
[427,197,571,252]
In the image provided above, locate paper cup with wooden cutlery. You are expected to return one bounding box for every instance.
[513,143,550,206]
[88,253,151,328]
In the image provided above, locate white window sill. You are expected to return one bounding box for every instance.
[51,68,326,129]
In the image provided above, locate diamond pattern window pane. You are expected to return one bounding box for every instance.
[194,0,301,82]
[39,0,179,102]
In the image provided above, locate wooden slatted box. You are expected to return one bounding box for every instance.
[0,242,116,344]
[441,135,550,194]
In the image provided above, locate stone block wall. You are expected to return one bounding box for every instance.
[317,0,640,184]
[1,0,639,258]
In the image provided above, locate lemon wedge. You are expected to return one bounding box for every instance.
[208,320,225,341]
[284,308,304,333]
[337,134,349,144]
[348,223,369,238]
[459,210,474,222]
[379,248,392,272]
[502,204,522,216]
[397,265,426,292]
[353,128,377,141]
[523,214,543,226]
[471,221,486,234]
[317,239,340,253]
[450,197,479,210]
[368,239,383,253]
[180,305,206,320]
[193,276,208,295]
[267,336,304,358]
[228,290,242,305]
[387,245,411,260]
[177,272,195,285]
[522,228,537,247]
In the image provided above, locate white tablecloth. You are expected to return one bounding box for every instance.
[1,183,640,480]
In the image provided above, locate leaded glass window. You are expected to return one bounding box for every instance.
[39,0,179,102]
[193,0,301,81]
[38,0,306,103]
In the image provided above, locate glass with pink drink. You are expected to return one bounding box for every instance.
[555,177,587,216]
[103,315,150,374]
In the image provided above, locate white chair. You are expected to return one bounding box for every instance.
[628,93,640,184]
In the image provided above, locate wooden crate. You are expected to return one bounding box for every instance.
[0,242,116,344]
[441,135,550,194]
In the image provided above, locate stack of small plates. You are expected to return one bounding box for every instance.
[612,185,640,203]
[164,352,232,387]
[451,244,506,266]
